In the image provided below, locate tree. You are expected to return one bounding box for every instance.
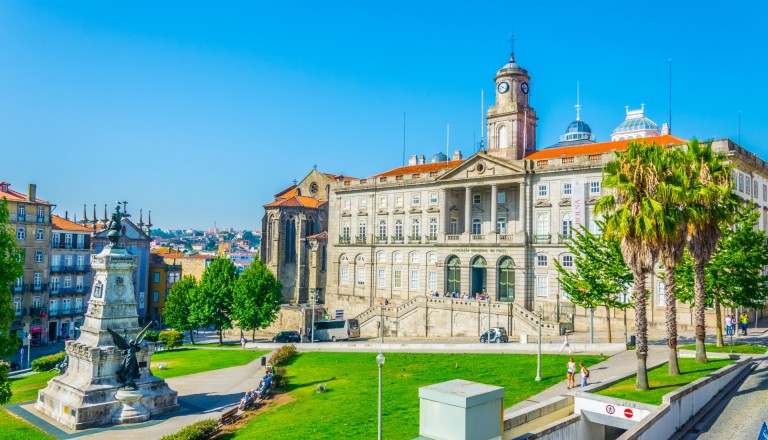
[684,139,737,363]
[0,200,24,404]
[596,140,666,390]
[191,256,238,344]
[231,259,282,342]
[163,275,202,344]
[555,222,632,343]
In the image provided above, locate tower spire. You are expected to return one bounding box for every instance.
[146,210,153,234]
[82,204,89,225]
[102,204,108,223]
[137,209,145,229]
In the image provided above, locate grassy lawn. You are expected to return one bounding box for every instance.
[225,352,606,440]
[596,358,734,405]
[678,343,767,354]
[151,348,269,379]
[9,371,57,405]
[0,409,53,439]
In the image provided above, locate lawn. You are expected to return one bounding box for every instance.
[0,409,52,439]
[225,352,607,440]
[151,348,269,379]
[9,371,57,405]
[596,358,734,405]
[678,343,767,354]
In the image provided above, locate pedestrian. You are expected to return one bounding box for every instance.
[558,332,572,355]
[740,312,749,336]
[579,361,589,387]
[725,315,732,336]
[567,357,576,389]
[240,336,246,349]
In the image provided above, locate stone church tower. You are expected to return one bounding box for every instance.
[486,52,538,161]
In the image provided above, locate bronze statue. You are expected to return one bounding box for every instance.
[106,201,130,247]
[107,323,151,390]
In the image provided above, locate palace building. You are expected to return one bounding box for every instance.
[263,51,768,339]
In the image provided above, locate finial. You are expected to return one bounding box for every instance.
[508,33,516,62]
[103,204,108,223]
[83,204,88,224]
[575,81,581,121]
[137,208,144,228]
[313,164,317,170]
[293,179,297,186]
[147,210,152,231]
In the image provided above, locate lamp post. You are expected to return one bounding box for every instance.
[536,305,542,382]
[310,289,317,344]
[590,307,595,344]
[380,305,384,346]
[486,288,491,344]
[376,352,385,440]
[26,334,31,370]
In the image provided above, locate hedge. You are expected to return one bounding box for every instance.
[31,351,66,372]
[158,330,184,349]
[159,418,218,440]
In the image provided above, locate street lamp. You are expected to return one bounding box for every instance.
[376,352,385,440]
[486,288,491,344]
[310,289,317,344]
[535,305,542,382]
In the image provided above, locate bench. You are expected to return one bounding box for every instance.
[220,407,240,425]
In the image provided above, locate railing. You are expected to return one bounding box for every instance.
[408,235,421,244]
[391,235,404,244]
[374,236,388,244]
[25,307,44,317]
[471,234,484,241]
[49,309,59,317]
[14,310,22,317]
[557,233,572,244]
[338,236,351,244]
[355,235,367,244]
[54,286,89,295]
[425,235,437,243]
[50,264,90,273]
[10,214,50,223]
[28,283,48,292]
[498,234,512,241]
[533,234,552,244]
[446,234,460,241]
[10,285,26,293]
[16,214,25,222]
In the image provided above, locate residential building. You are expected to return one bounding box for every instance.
[147,251,182,326]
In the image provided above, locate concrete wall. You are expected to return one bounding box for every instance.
[503,396,574,439]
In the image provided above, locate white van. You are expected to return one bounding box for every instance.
[312,319,360,342]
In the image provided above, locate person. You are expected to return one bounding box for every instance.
[579,362,589,387]
[558,332,572,355]
[567,357,576,389]
[240,336,247,349]
[725,315,732,336]
[740,312,749,336]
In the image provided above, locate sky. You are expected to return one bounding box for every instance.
[2,1,767,230]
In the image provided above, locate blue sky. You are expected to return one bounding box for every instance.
[2,1,766,230]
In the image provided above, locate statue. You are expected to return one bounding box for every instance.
[107,324,151,390]
[106,201,130,247]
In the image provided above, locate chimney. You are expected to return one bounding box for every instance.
[65,211,69,220]
[453,150,463,160]
[28,184,36,202]
[661,123,670,135]
[408,155,418,166]
[419,155,425,165]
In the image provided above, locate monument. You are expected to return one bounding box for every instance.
[35,203,178,430]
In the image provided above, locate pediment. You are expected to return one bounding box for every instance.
[497,204,509,213]
[409,207,422,214]
[377,209,389,215]
[534,199,552,208]
[341,211,352,217]
[357,210,368,216]
[436,152,525,182]
[587,196,600,205]
[449,205,460,213]
[426,206,440,213]
[559,198,571,207]
[393,208,405,215]
[471,206,484,213]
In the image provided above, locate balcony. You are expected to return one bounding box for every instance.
[557,233,572,244]
[50,264,90,273]
[16,214,25,222]
[10,285,26,294]
[27,283,48,292]
[374,236,388,244]
[53,285,89,295]
[446,235,461,241]
[338,236,351,245]
[408,235,421,244]
[10,213,50,223]
[25,307,44,318]
[355,235,367,244]
[425,235,437,243]
[533,234,552,244]
[470,234,485,241]
[391,235,404,244]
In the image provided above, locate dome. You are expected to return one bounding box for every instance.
[565,120,592,135]
[546,117,596,149]
[499,53,526,73]
[612,117,658,134]
[610,105,661,141]
[429,152,448,163]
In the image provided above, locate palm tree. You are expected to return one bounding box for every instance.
[685,139,736,363]
[596,140,666,390]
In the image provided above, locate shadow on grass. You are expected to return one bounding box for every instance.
[283,377,337,393]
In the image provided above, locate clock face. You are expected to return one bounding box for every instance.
[497,82,509,94]
[309,182,318,195]
[520,82,530,94]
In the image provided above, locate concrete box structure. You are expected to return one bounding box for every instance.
[419,379,505,440]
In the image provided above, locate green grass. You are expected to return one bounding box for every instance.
[192,342,245,349]
[151,348,269,379]
[596,358,734,405]
[224,352,606,440]
[0,409,53,439]
[678,343,767,354]
[9,371,57,404]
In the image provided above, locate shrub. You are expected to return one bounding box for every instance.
[316,383,326,394]
[31,351,66,372]
[268,344,297,366]
[158,330,184,349]
[144,330,160,342]
[272,367,289,389]
[159,418,218,440]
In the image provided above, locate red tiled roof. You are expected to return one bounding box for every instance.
[323,173,355,182]
[52,215,92,232]
[375,160,464,178]
[0,182,52,205]
[264,195,326,209]
[306,231,328,240]
[524,135,687,161]
[274,185,297,199]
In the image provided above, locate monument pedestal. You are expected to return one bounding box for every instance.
[112,389,150,424]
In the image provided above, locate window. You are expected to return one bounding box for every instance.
[64,276,72,288]
[393,270,402,288]
[64,234,72,248]
[428,253,437,264]
[49,299,58,313]
[77,234,85,249]
[77,255,85,269]
[342,221,351,239]
[746,177,751,195]
[37,206,44,221]
[321,245,327,272]
[65,255,73,267]
[377,270,386,288]
[51,255,60,269]
[51,233,60,248]
[378,219,387,239]
[394,219,403,238]
[471,218,481,234]
[538,184,549,198]
[62,298,70,313]
[139,292,144,310]
[450,218,459,234]
[17,204,25,219]
[428,217,438,237]
[497,217,507,234]
[536,276,548,297]
[35,229,44,241]
[377,251,385,263]
[13,298,21,315]
[446,256,461,293]
[537,254,548,267]
[429,193,438,205]
[498,258,514,302]
[356,267,365,285]
[536,213,550,236]
[51,277,59,292]
[16,227,25,240]
[76,276,84,291]
[154,272,161,283]
[561,255,574,268]
[379,196,387,209]
[343,199,350,210]
[589,181,601,194]
[154,291,160,302]
[410,218,420,237]
[497,192,506,204]
[658,281,666,306]
[75,297,83,312]
[561,212,572,237]
[393,251,402,263]
[563,182,572,196]
[754,181,759,198]
[412,194,421,206]
[359,198,367,209]
[395,195,403,208]
[410,270,419,289]
[358,220,366,238]
[427,271,437,290]
[738,174,744,192]
[764,184,767,202]
[473,194,481,205]
[34,250,43,263]
[340,267,349,284]
[410,252,420,264]
[588,218,599,235]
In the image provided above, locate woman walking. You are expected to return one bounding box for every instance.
[567,357,576,389]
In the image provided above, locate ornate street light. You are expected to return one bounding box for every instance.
[376,352,385,440]
[536,305,542,382]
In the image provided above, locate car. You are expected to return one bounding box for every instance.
[480,327,509,343]
[272,331,301,343]
[9,362,21,371]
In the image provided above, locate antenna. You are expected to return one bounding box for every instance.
[575,81,581,121]
[481,89,485,151]
[508,33,516,58]
[402,112,406,167]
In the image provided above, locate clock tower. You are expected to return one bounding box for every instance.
[486,52,538,161]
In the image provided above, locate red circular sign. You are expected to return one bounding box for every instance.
[624,408,634,418]
[606,405,615,414]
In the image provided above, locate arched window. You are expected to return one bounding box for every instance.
[284,217,296,263]
[446,256,461,293]
[321,245,327,272]
[498,258,515,302]
[498,126,508,149]
[470,256,487,294]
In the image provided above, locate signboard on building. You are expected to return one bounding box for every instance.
[334,309,344,319]
[572,178,586,229]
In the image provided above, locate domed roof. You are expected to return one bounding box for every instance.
[613,117,658,134]
[429,152,448,163]
[546,117,596,149]
[565,120,592,135]
[610,105,661,140]
[498,53,526,72]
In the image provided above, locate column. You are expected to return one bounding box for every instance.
[439,188,448,234]
[464,187,472,234]
[490,184,498,234]
[519,181,527,240]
